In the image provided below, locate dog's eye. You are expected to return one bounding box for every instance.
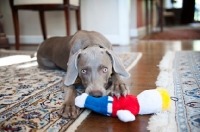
[81,69,87,74]
[103,68,108,73]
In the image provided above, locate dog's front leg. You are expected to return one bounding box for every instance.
[110,73,129,98]
[59,85,79,118]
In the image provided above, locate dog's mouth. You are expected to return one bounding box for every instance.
[85,84,107,97]
[89,90,103,98]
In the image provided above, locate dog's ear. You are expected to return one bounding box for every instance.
[106,49,130,78]
[64,49,82,86]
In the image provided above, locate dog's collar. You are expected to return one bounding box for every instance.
[83,43,104,50]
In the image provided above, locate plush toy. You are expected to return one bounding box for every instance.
[75,88,171,122]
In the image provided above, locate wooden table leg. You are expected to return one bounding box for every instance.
[145,0,149,35]
[160,0,163,32]
[150,0,153,32]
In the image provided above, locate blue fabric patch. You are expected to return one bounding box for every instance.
[84,96,111,116]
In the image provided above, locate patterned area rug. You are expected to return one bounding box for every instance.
[142,29,200,40]
[0,49,142,132]
[148,51,200,132]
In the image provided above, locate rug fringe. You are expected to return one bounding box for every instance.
[158,51,174,71]
[147,51,177,132]
[156,51,174,93]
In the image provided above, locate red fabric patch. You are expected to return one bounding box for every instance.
[112,95,140,117]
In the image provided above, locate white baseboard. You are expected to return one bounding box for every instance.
[130,29,138,37]
[7,35,45,44]
[7,34,121,45]
[130,25,150,37]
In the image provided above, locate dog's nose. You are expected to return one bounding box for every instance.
[89,90,103,98]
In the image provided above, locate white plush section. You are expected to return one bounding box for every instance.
[107,103,112,114]
[108,96,113,101]
[14,0,79,6]
[137,89,162,115]
[147,51,177,132]
[75,93,88,108]
[107,96,113,115]
[116,110,135,122]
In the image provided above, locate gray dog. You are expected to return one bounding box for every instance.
[37,30,130,118]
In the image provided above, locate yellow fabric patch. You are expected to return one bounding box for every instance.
[156,88,171,110]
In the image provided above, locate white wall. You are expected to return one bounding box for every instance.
[0,0,135,45]
[129,0,138,37]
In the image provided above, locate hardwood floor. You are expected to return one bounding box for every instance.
[7,40,200,131]
[75,40,200,132]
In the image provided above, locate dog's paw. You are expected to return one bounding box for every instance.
[110,75,129,98]
[59,103,79,118]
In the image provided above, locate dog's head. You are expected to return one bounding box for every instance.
[64,46,130,97]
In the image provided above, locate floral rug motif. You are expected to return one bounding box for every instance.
[0,49,142,132]
[173,51,200,132]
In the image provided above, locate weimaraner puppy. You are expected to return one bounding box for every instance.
[37,30,130,118]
